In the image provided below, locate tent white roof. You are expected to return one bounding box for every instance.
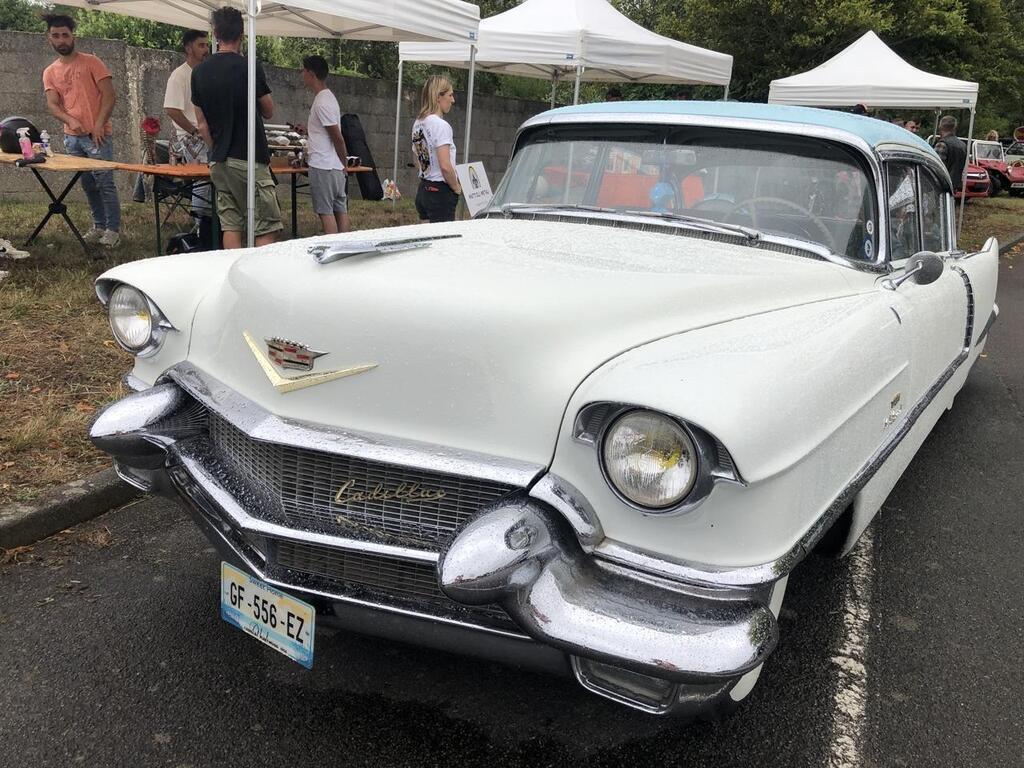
[58,0,480,43]
[398,0,732,85]
[768,31,977,109]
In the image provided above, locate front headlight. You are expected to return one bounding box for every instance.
[601,410,697,510]
[108,284,157,353]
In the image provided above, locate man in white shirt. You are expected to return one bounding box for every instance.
[298,55,350,234]
[163,29,211,218]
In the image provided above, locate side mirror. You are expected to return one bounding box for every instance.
[883,251,944,290]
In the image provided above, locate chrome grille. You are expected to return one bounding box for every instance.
[276,540,444,602]
[206,413,517,548]
[272,539,513,628]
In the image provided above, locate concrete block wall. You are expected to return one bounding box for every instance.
[0,30,547,202]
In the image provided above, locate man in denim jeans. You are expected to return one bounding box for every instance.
[42,14,122,248]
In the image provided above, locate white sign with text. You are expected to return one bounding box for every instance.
[455,162,493,217]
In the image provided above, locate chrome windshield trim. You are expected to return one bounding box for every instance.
[510,112,889,267]
[597,265,978,590]
[161,362,546,489]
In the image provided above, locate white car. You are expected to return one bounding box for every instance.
[90,101,999,717]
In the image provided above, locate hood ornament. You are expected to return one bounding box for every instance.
[243,331,376,394]
[308,234,462,265]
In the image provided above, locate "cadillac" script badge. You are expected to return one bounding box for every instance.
[332,479,447,507]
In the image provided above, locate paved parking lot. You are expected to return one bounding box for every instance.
[1,253,1021,767]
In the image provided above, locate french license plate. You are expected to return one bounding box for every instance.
[1012,182,1024,189]
[220,562,315,668]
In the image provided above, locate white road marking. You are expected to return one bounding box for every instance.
[827,527,875,768]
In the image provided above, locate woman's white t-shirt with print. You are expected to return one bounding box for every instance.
[411,114,456,182]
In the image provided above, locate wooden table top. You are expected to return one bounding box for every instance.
[116,162,374,178]
[0,151,121,172]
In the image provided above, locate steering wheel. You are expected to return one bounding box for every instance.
[723,196,837,253]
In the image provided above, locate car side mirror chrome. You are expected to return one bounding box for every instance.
[883,251,944,290]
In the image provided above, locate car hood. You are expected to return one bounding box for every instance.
[186,218,864,466]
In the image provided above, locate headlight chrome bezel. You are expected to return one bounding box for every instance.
[575,402,742,516]
[101,281,175,358]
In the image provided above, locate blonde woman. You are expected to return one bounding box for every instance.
[411,75,462,222]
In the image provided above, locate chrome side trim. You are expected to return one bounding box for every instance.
[161,362,546,489]
[511,112,889,268]
[596,266,978,589]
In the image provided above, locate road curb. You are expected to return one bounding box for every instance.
[1000,233,1024,255]
[0,468,141,550]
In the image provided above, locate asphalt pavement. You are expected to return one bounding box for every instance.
[1,250,1020,767]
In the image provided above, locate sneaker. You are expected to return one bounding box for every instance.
[0,270,9,283]
[99,230,121,248]
[0,238,30,260]
[82,227,105,244]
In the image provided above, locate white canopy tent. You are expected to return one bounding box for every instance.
[768,31,978,235]
[59,0,481,246]
[394,0,733,187]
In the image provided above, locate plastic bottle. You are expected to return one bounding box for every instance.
[39,130,52,157]
[17,127,33,159]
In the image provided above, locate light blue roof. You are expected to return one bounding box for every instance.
[542,100,935,153]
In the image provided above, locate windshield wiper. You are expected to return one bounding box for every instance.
[497,202,618,217]
[622,210,761,243]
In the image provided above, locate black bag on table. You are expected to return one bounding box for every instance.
[339,113,384,201]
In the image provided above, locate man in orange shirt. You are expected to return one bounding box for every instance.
[42,13,121,248]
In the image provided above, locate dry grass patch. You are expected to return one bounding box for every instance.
[0,195,418,506]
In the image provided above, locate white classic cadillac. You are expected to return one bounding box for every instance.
[90,101,999,716]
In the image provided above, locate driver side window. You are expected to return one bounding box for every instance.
[887,163,921,260]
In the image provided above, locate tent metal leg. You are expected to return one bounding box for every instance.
[246,0,257,248]
[393,59,403,197]
[957,108,975,240]
[723,84,730,101]
[573,65,583,105]
[464,45,476,161]
[550,72,559,109]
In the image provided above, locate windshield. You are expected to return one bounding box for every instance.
[974,142,1004,160]
[1008,142,1024,156]
[491,124,878,261]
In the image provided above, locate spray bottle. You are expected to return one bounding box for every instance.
[39,130,52,157]
[17,127,33,160]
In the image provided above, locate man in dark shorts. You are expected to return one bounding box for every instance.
[191,6,282,248]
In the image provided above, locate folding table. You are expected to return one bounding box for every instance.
[0,151,121,255]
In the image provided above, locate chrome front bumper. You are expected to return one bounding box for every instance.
[91,370,779,716]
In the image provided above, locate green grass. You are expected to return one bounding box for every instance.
[959,195,1024,252]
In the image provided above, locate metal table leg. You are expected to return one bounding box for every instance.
[291,171,298,238]
[26,169,90,254]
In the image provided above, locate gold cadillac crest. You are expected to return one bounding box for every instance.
[242,331,376,394]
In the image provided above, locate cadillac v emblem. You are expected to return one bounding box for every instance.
[266,337,325,372]
[242,331,377,394]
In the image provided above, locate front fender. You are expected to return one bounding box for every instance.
[96,249,243,385]
[548,291,908,571]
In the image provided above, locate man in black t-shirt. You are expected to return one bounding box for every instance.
[191,6,282,248]
[934,115,968,193]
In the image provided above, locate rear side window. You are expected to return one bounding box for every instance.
[887,163,920,260]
